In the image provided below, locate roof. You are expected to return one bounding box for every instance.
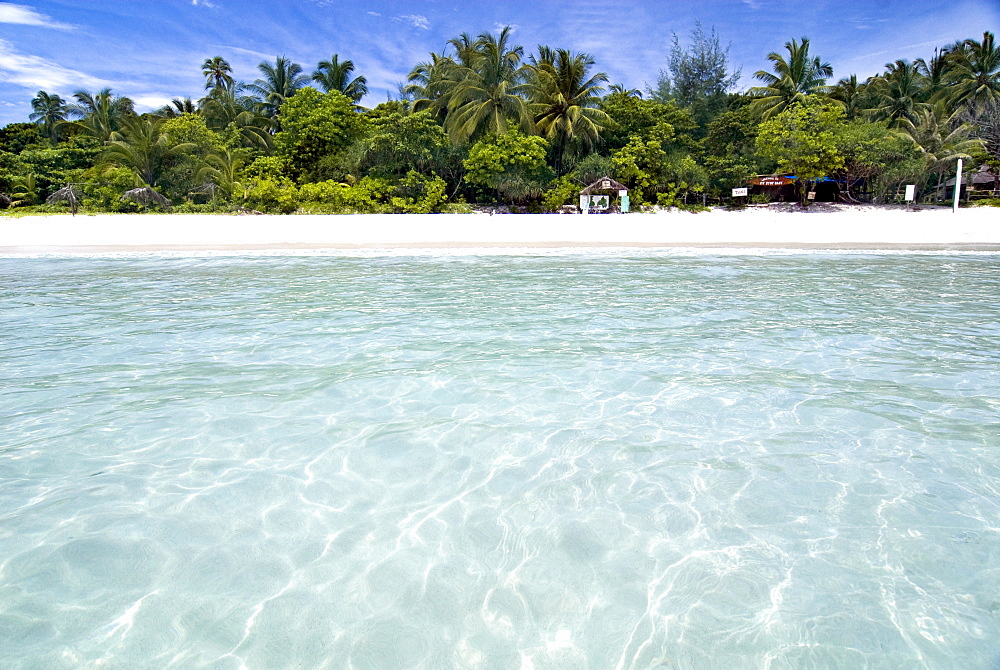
[580,177,627,195]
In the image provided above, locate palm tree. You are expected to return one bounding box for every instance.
[196,147,248,201]
[202,56,234,91]
[526,48,609,174]
[200,84,274,150]
[902,104,984,194]
[608,84,642,98]
[99,115,195,190]
[246,56,310,120]
[917,45,958,100]
[312,55,368,102]
[67,88,135,140]
[869,60,929,128]
[748,37,833,119]
[829,75,866,120]
[441,26,533,143]
[945,31,1000,112]
[153,97,198,118]
[29,91,68,145]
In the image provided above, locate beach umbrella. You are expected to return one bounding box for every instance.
[122,186,170,210]
[46,185,83,215]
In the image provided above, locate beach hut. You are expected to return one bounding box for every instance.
[579,177,628,213]
[934,165,999,203]
[748,174,797,202]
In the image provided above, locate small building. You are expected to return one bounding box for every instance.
[934,165,1000,202]
[579,177,628,213]
[748,174,841,202]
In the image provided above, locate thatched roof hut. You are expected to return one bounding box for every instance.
[580,177,627,195]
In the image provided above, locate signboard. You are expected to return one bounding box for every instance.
[588,194,610,210]
[807,191,816,200]
[750,175,795,187]
[904,184,916,202]
[732,187,748,197]
[600,180,611,189]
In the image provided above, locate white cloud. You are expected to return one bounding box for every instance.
[367,11,380,17]
[191,0,217,7]
[132,94,173,112]
[0,39,105,91]
[0,2,74,29]
[394,14,429,30]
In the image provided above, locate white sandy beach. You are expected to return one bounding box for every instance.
[1,204,997,253]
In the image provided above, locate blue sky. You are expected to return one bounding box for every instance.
[1,0,998,126]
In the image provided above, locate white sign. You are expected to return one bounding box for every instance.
[589,195,610,210]
[807,191,816,200]
[731,187,748,197]
[905,184,916,202]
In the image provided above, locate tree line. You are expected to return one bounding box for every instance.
[0,26,998,214]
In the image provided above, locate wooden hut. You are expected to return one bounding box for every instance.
[579,177,629,213]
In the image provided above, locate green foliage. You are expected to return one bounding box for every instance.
[245,155,291,181]
[389,170,448,213]
[651,22,740,130]
[971,197,1000,207]
[541,175,580,212]
[569,153,615,186]
[836,120,920,199]
[756,98,846,203]
[245,178,300,213]
[600,94,697,154]
[0,123,45,153]
[274,87,366,182]
[464,130,552,203]
[159,114,225,198]
[362,108,451,178]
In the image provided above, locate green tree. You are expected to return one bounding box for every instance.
[829,75,869,121]
[869,60,929,128]
[67,88,136,141]
[599,93,697,155]
[200,84,274,151]
[202,56,235,91]
[30,91,69,145]
[361,107,460,183]
[312,55,368,103]
[836,120,920,201]
[442,27,533,144]
[98,115,195,193]
[748,37,833,120]
[650,22,741,128]
[153,97,199,119]
[945,31,1000,113]
[755,98,846,205]
[464,130,552,203]
[526,48,609,175]
[247,56,310,120]
[273,87,366,182]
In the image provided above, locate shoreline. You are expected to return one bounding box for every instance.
[2,206,999,254]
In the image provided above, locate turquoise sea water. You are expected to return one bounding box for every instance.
[1,251,998,669]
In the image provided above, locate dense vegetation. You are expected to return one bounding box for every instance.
[1,26,998,214]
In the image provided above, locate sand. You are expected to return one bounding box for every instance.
[1,204,998,254]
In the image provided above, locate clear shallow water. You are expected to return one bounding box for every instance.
[1,252,998,669]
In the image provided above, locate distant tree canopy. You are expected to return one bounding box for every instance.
[1,30,998,213]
